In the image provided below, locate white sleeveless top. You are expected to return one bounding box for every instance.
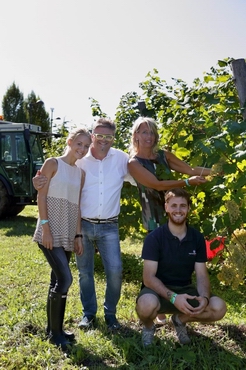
[33,157,82,251]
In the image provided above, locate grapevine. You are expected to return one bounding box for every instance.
[90,58,246,288]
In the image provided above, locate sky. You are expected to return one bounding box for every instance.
[0,0,245,130]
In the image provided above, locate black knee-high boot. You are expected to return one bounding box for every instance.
[46,288,75,341]
[49,291,70,351]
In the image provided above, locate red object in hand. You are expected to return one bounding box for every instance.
[206,237,225,260]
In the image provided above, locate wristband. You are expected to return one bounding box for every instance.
[170,293,177,304]
[40,219,49,225]
[75,234,83,239]
[184,178,191,187]
[203,296,209,306]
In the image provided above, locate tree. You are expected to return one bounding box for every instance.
[24,91,50,132]
[43,120,69,157]
[1,83,51,134]
[2,82,27,122]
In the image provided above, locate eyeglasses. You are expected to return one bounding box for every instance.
[93,133,114,142]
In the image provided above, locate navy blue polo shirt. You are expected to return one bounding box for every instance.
[142,223,207,286]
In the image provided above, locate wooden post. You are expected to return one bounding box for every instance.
[231,58,246,119]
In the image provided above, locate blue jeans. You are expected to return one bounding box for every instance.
[38,244,73,294]
[76,220,122,317]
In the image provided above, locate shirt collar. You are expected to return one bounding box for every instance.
[86,147,115,160]
[164,222,193,241]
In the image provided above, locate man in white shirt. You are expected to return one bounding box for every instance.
[33,118,129,331]
[76,118,129,330]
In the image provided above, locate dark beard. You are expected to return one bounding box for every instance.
[167,212,187,226]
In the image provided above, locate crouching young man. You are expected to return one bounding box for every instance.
[136,188,227,347]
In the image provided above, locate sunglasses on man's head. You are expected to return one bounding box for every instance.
[93,133,114,142]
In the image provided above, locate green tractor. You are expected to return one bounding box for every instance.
[0,120,46,218]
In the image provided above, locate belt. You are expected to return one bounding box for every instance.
[82,216,118,224]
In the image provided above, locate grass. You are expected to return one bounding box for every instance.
[0,206,245,369]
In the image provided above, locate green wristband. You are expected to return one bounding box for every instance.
[170,293,177,304]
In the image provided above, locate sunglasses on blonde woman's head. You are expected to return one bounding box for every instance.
[93,133,114,141]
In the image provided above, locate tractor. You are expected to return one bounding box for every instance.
[0,120,46,218]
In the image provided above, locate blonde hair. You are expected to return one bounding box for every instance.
[65,128,91,153]
[129,117,159,157]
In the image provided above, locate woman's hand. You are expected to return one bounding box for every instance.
[42,228,53,250]
[187,176,207,186]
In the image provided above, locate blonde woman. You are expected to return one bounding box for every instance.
[129,117,211,233]
[33,128,91,351]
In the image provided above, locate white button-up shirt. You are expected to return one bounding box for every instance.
[76,147,129,219]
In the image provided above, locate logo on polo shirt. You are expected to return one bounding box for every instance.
[189,250,196,256]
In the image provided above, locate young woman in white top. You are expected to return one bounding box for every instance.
[33,128,91,351]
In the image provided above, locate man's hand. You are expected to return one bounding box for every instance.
[173,294,199,315]
[33,170,48,190]
[174,294,209,316]
[188,296,208,316]
[74,238,83,256]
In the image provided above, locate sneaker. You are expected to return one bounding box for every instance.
[78,315,95,329]
[142,325,155,347]
[105,315,121,330]
[171,314,191,344]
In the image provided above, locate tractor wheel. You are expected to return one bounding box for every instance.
[7,204,25,217]
[0,181,10,218]
[0,181,25,218]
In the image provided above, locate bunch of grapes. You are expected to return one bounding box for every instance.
[217,228,246,289]
[217,262,243,290]
[225,200,242,224]
[207,158,226,179]
[231,228,246,250]
[205,159,225,181]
